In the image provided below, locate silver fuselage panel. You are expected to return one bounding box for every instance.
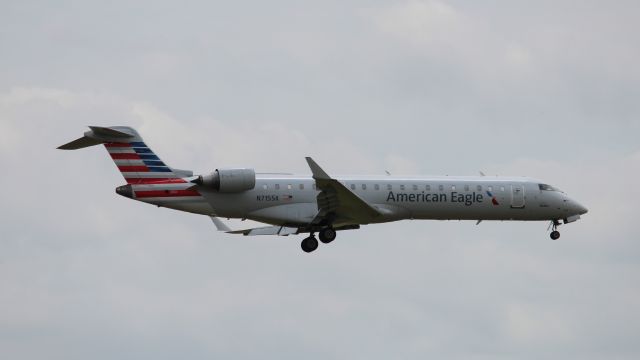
[134,175,586,227]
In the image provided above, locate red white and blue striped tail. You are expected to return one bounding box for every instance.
[58,126,191,184]
[105,140,184,184]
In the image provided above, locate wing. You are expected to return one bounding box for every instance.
[210,216,299,236]
[306,157,381,226]
[228,226,299,236]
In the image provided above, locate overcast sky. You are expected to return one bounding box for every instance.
[1,0,639,359]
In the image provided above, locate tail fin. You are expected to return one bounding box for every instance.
[58,126,192,184]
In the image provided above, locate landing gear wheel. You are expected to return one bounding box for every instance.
[301,236,319,253]
[319,228,337,244]
[550,231,560,240]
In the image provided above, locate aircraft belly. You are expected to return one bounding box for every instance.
[408,203,555,221]
[138,198,215,215]
[378,199,556,221]
[198,190,257,218]
[247,203,318,226]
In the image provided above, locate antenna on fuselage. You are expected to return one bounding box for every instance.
[479,171,486,176]
[385,170,391,176]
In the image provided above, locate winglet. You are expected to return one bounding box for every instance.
[210,216,232,232]
[305,157,330,180]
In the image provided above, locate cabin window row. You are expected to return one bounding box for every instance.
[262,184,317,190]
[261,183,507,192]
[346,184,504,192]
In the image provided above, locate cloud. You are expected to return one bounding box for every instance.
[1,1,640,359]
[505,302,574,345]
[370,0,466,45]
[1,83,640,359]
[367,0,533,77]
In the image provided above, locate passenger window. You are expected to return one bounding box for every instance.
[438,185,444,191]
[426,184,431,191]
[287,184,292,190]
[275,184,280,190]
[488,186,492,192]
[464,185,469,191]
[412,184,418,191]
[451,185,456,191]
[500,186,505,192]
[387,184,392,190]
[299,184,304,190]
[400,184,405,191]
[477,185,482,192]
[374,184,380,191]
[350,184,356,190]
[362,184,367,190]
[262,184,268,190]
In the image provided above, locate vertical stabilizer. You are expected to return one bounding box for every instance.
[58,126,183,184]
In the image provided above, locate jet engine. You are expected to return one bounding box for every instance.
[193,168,256,193]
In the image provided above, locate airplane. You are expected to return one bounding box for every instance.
[59,126,588,253]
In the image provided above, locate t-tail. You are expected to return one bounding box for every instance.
[58,126,193,184]
[58,126,208,214]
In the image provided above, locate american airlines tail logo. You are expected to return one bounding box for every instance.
[486,191,500,206]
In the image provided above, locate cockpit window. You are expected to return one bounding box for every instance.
[539,184,559,191]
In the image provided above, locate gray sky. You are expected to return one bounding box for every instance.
[1,1,639,359]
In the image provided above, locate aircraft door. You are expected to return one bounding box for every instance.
[511,185,525,208]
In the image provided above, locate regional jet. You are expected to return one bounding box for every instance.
[59,126,588,253]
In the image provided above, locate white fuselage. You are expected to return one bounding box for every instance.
[133,175,587,227]
[59,126,588,247]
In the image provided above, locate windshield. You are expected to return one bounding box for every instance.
[539,183,561,192]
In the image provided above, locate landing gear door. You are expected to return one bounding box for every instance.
[511,185,525,208]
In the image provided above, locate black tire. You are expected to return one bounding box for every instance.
[301,236,319,253]
[319,228,337,244]
[550,231,560,240]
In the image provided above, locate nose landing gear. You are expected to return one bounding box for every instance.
[548,220,561,240]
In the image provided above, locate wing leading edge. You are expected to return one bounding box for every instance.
[210,158,379,236]
[305,157,381,226]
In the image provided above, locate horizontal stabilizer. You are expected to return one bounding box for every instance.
[57,136,104,150]
[57,125,136,150]
[88,126,134,138]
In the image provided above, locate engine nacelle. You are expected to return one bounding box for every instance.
[194,168,256,193]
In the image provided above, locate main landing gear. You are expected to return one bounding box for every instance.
[301,227,337,253]
[301,236,318,253]
[549,220,561,240]
[319,227,337,244]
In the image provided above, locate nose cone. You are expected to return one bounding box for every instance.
[578,203,588,215]
[115,184,133,198]
[571,200,588,215]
